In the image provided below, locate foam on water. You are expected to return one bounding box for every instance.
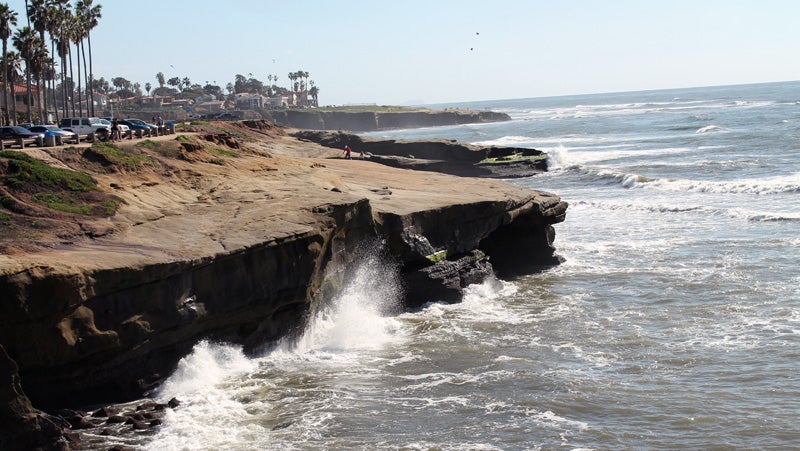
[146,342,263,450]
[274,249,406,360]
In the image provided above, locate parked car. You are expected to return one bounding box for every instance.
[27,125,78,144]
[99,119,130,136]
[117,119,150,131]
[59,117,111,141]
[0,126,44,146]
[123,118,158,133]
[215,113,237,120]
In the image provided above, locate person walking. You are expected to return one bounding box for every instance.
[343,144,352,159]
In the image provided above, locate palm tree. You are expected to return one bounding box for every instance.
[12,26,43,122]
[144,81,151,96]
[46,0,69,121]
[156,71,164,89]
[67,9,84,117]
[26,0,50,121]
[4,50,21,123]
[75,0,100,116]
[0,2,18,125]
[54,11,71,117]
[309,80,318,107]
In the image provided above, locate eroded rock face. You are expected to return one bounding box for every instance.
[0,345,69,450]
[0,192,565,410]
[0,200,379,408]
[264,109,510,132]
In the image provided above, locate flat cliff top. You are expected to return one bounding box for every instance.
[0,121,551,275]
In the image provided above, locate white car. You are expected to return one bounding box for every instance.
[100,119,130,137]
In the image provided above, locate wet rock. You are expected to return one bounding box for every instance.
[149,419,162,427]
[105,415,126,424]
[136,401,158,411]
[272,422,292,431]
[92,407,116,418]
[130,419,149,430]
[67,415,94,430]
[167,397,181,408]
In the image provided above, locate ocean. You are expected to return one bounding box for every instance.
[97,81,799,450]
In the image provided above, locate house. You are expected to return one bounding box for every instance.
[265,96,289,108]
[11,83,40,109]
[234,92,267,110]
[196,100,225,114]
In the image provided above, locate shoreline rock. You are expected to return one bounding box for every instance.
[292,130,548,178]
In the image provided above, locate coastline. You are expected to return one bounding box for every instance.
[0,117,566,448]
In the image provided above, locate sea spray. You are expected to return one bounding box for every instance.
[146,341,263,450]
[276,243,406,356]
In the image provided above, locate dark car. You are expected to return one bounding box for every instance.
[117,119,150,131]
[27,125,79,143]
[0,126,44,146]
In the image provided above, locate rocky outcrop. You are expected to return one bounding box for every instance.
[292,130,548,178]
[264,109,510,132]
[0,345,69,450]
[0,129,566,425]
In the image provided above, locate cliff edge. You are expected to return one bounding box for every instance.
[0,120,566,444]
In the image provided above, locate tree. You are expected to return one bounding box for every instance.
[44,0,70,121]
[167,76,180,91]
[155,71,164,88]
[75,0,100,116]
[0,2,18,125]
[26,0,48,119]
[4,50,21,122]
[144,81,151,96]
[13,26,45,123]
[309,80,319,107]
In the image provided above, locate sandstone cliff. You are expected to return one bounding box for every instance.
[0,120,566,444]
[263,108,510,131]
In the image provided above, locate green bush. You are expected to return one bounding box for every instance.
[1,150,96,192]
[91,142,153,171]
[32,192,92,215]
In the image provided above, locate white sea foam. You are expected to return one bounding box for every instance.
[146,341,263,450]
[274,250,407,360]
[647,173,800,195]
[695,124,727,133]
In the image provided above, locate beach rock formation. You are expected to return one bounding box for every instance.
[293,130,548,178]
[0,122,566,426]
[264,109,510,131]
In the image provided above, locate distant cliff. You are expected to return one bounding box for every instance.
[263,109,511,131]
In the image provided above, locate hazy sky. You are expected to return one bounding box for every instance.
[5,0,800,105]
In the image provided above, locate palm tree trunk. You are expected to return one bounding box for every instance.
[80,39,90,117]
[25,69,32,123]
[50,40,58,122]
[37,68,44,123]
[68,46,75,117]
[87,32,94,117]
[75,41,82,117]
[2,41,8,125]
[61,55,67,118]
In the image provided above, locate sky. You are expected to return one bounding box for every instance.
[5,0,800,105]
